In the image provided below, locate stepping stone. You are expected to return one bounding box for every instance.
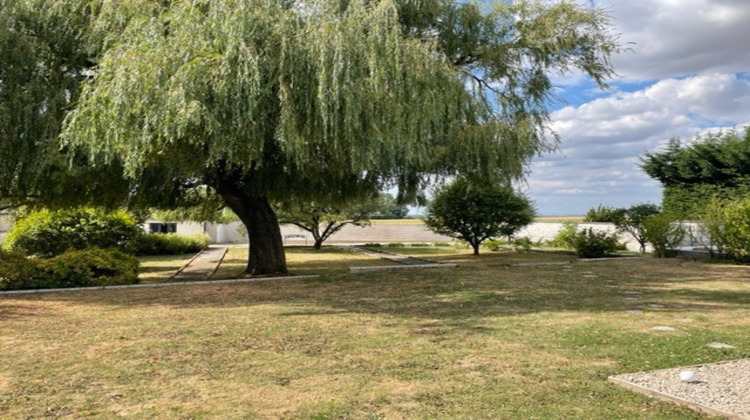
[626,310,644,314]
[606,285,619,288]
[647,304,664,308]
[623,291,641,295]
[583,274,598,278]
[624,297,638,302]
[651,326,678,332]
[706,342,736,349]
[676,318,694,323]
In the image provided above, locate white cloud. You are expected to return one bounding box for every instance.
[600,0,750,80]
[530,73,750,215]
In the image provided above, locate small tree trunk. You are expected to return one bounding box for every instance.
[472,242,480,255]
[223,194,287,275]
[313,239,323,250]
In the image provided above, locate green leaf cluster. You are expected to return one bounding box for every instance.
[0,247,139,291]
[641,214,685,258]
[571,228,619,258]
[641,128,750,218]
[583,205,623,223]
[425,178,534,255]
[5,207,142,257]
[135,233,211,256]
[700,198,750,262]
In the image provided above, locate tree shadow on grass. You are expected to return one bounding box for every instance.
[2,255,748,332]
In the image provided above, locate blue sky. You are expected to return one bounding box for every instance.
[527,0,750,215]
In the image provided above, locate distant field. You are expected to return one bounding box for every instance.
[534,216,585,223]
[369,218,425,225]
[370,217,585,224]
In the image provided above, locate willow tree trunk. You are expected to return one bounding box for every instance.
[222,194,287,275]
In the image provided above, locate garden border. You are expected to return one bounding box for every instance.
[0,275,319,296]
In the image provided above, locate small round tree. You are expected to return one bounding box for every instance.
[426,179,535,255]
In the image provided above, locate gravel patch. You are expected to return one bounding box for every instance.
[651,326,679,332]
[609,359,750,419]
[707,342,736,349]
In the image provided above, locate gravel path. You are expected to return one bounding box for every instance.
[171,246,227,282]
[610,359,750,419]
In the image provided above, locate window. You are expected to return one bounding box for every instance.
[149,223,177,234]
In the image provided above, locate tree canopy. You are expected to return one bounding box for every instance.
[425,178,535,255]
[641,129,750,218]
[4,0,619,274]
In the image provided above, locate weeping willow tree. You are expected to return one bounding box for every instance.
[61,0,619,275]
[0,0,153,210]
[0,0,89,209]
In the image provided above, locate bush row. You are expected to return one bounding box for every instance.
[5,208,211,257]
[0,248,139,291]
[135,233,212,255]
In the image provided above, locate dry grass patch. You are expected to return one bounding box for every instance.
[212,246,385,279]
[1,251,748,418]
[138,253,197,283]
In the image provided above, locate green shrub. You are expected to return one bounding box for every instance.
[363,243,382,247]
[483,239,508,251]
[39,248,140,288]
[386,242,405,248]
[135,233,211,255]
[512,236,534,252]
[432,242,451,247]
[573,228,620,258]
[717,198,750,262]
[0,250,44,291]
[409,243,430,247]
[548,222,579,249]
[583,205,624,223]
[6,208,142,257]
[0,248,139,291]
[452,241,470,249]
[642,215,685,258]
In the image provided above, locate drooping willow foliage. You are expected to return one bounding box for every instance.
[60,0,618,200]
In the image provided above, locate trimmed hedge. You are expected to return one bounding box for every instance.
[0,248,139,291]
[6,208,142,257]
[0,250,44,290]
[135,233,211,255]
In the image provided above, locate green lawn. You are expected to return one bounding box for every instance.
[2,248,748,419]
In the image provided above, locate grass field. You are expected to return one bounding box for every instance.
[2,247,749,419]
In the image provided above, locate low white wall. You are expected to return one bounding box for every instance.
[0,216,10,233]
[142,220,207,235]
[207,221,651,251]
